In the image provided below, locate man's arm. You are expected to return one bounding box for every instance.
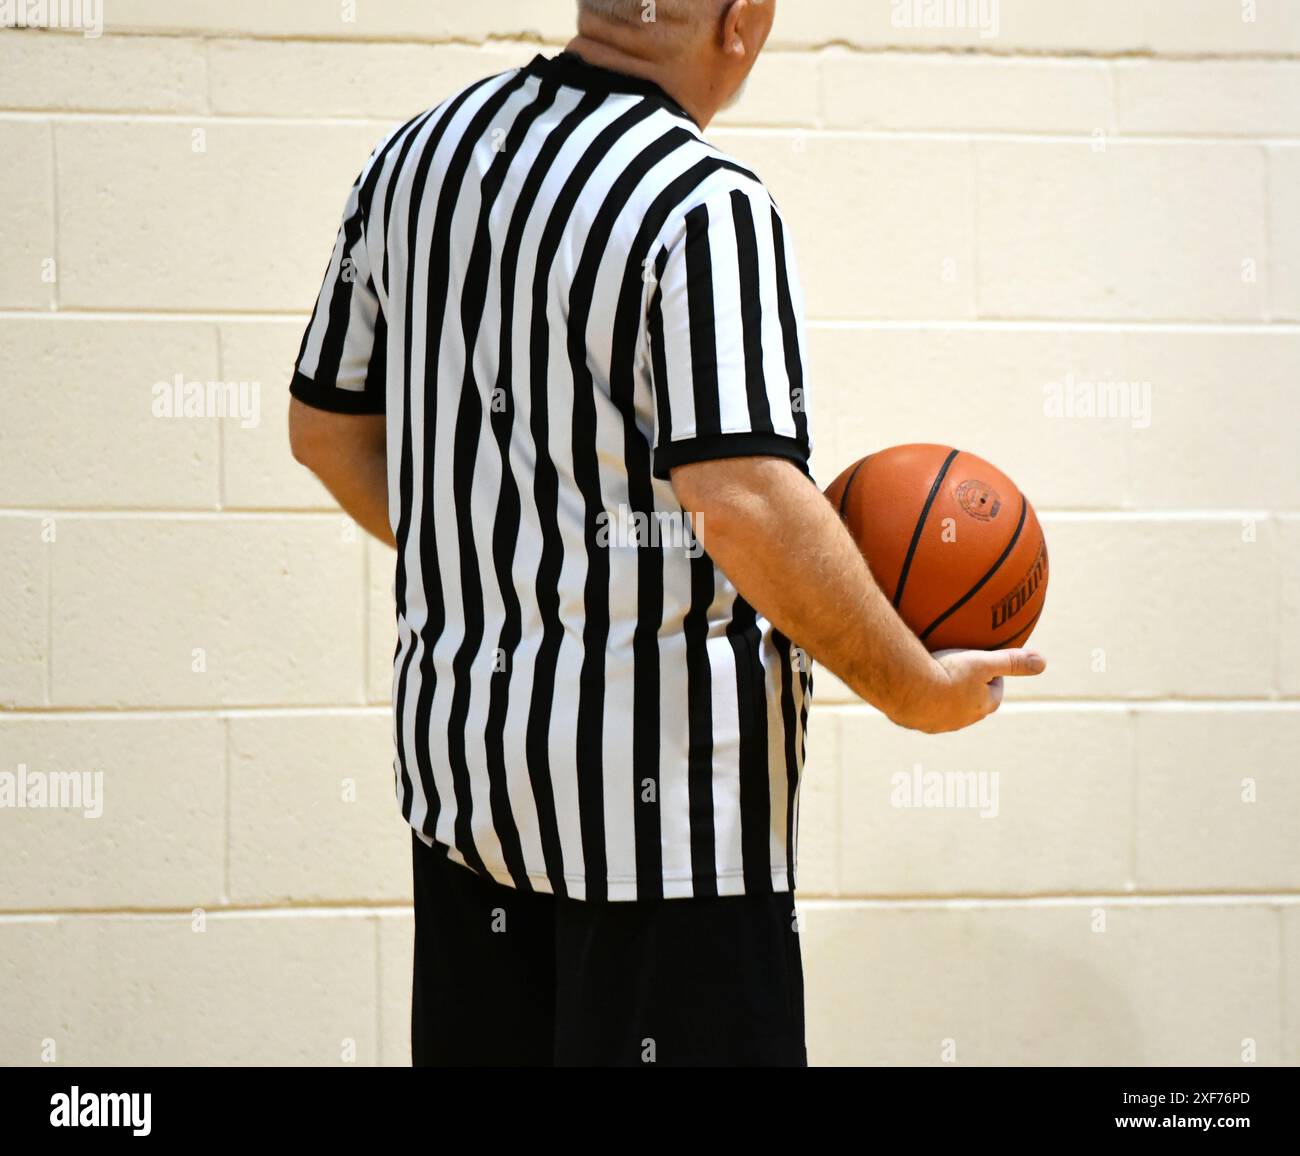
[671,456,1046,735]
[289,399,395,548]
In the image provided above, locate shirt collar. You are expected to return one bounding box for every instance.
[526,51,697,126]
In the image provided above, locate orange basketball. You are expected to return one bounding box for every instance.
[825,444,1049,652]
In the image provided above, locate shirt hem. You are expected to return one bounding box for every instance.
[416,829,795,901]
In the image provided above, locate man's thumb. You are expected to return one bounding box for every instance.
[978,648,1047,679]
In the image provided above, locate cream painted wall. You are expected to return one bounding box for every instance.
[1,0,1297,1066]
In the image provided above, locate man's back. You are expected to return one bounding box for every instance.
[287,0,1045,1068]
[293,51,813,902]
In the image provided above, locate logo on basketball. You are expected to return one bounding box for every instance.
[990,541,1048,632]
[956,479,1001,522]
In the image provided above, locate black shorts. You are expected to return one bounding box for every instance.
[410,832,807,1067]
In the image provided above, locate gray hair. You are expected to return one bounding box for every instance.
[576,0,717,28]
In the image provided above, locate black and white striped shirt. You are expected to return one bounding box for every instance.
[293,52,813,901]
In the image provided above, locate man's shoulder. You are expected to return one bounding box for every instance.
[378,66,524,151]
[351,68,526,207]
[650,131,778,228]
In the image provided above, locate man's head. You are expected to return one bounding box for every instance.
[572,0,776,127]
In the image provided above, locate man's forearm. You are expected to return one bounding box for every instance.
[311,444,394,547]
[288,402,395,547]
[672,456,940,727]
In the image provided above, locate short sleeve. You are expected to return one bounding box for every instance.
[291,171,387,415]
[646,183,812,481]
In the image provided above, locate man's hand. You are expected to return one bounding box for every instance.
[670,455,1046,734]
[897,648,1048,735]
[288,399,395,547]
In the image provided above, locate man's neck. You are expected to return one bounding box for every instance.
[565,34,712,128]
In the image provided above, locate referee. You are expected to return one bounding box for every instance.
[288,0,1046,1066]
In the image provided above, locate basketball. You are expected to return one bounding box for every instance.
[825,445,1049,652]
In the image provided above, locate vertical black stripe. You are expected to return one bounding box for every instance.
[410,69,532,875]
[360,110,427,225]
[683,552,718,896]
[630,309,667,897]
[445,77,559,892]
[729,189,775,434]
[484,89,608,893]
[683,204,722,438]
[774,632,800,889]
[311,112,430,388]
[798,663,812,888]
[364,296,387,406]
[770,206,810,449]
[727,597,772,894]
[392,76,503,832]
[614,157,767,897]
[295,266,325,364]
[379,109,437,299]
[311,209,364,388]
[525,98,662,897]
[567,124,697,902]
[294,230,343,373]
[647,246,673,453]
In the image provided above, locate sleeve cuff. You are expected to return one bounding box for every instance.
[653,431,810,481]
[289,369,385,415]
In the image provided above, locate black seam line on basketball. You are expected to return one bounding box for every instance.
[991,608,1042,650]
[836,456,869,518]
[892,448,960,611]
[919,494,1028,644]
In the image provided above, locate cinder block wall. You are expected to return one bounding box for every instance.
[1,1,1297,1066]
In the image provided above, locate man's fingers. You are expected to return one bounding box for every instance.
[985,677,1005,714]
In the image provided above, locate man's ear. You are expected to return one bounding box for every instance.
[720,0,748,56]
